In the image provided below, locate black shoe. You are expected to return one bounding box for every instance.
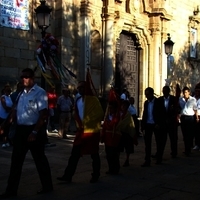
[90,177,98,183]
[183,152,190,156]
[0,192,17,199]
[106,171,118,175]
[123,160,130,167]
[171,155,177,158]
[151,154,157,159]
[155,161,162,165]
[57,176,71,183]
[37,188,53,194]
[141,162,150,167]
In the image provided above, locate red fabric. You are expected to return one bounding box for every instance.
[108,88,120,103]
[102,114,121,147]
[47,92,57,109]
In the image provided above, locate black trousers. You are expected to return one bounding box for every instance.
[105,145,120,174]
[156,122,178,161]
[180,115,195,155]
[144,123,158,163]
[63,145,100,180]
[6,125,53,194]
[194,119,200,146]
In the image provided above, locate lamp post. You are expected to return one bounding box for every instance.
[164,33,174,84]
[35,0,52,88]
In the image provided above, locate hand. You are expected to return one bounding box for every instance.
[0,129,4,135]
[27,133,37,142]
[155,124,159,129]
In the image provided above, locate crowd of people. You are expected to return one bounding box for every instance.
[0,67,200,198]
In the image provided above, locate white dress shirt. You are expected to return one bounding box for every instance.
[179,96,197,116]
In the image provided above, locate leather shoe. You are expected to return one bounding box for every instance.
[106,171,118,175]
[0,192,17,198]
[37,188,53,194]
[155,161,162,165]
[57,176,71,183]
[90,177,98,183]
[141,162,150,167]
[151,154,157,159]
[123,160,130,167]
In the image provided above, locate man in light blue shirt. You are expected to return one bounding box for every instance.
[1,68,53,198]
[141,87,159,167]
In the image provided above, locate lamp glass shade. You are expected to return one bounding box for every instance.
[36,12,50,29]
[164,39,174,55]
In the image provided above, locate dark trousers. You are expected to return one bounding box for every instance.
[48,108,56,130]
[168,124,178,156]
[105,145,120,174]
[180,115,195,155]
[49,116,55,130]
[144,123,158,163]
[157,122,178,161]
[63,145,100,180]
[194,120,200,146]
[6,125,53,194]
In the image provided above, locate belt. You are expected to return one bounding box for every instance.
[61,111,70,113]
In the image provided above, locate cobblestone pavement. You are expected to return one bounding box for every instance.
[0,127,200,200]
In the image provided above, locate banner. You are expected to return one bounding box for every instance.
[0,0,29,30]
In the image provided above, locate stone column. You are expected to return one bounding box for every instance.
[80,0,92,80]
[101,1,115,98]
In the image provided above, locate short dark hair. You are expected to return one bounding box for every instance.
[22,68,35,77]
[163,85,170,92]
[182,86,190,92]
[145,87,154,94]
[121,100,130,108]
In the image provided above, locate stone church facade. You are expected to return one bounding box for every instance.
[1,0,200,115]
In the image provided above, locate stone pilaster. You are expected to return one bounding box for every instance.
[101,1,116,98]
[79,0,92,80]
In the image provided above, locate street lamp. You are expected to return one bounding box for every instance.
[35,0,52,38]
[164,33,174,85]
[35,0,52,88]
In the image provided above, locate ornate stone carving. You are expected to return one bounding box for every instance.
[129,0,140,14]
[91,12,100,29]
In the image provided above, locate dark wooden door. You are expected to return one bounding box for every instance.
[115,32,139,109]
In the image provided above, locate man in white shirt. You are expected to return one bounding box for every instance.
[0,68,53,198]
[128,97,140,137]
[179,86,198,156]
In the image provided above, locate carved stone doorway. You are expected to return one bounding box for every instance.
[115,31,139,110]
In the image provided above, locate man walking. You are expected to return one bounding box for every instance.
[179,86,198,156]
[57,88,73,139]
[57,80,104,183]
[0,68,53,198]
[141,87,159,167]
[156,86,178,163]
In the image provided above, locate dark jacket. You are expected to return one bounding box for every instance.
[141,97,159,131]
[156,95,178,126]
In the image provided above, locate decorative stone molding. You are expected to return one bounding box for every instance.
[80,0,92,16]
[188,6,200,63]
[91,12,101,29]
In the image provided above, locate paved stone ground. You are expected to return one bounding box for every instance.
[1,126,200,200]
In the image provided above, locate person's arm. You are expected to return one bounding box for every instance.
[1,96,11,112]
[194,101,199,123]
[27,108,48,142]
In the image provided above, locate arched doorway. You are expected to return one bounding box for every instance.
[115,31,140,110]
